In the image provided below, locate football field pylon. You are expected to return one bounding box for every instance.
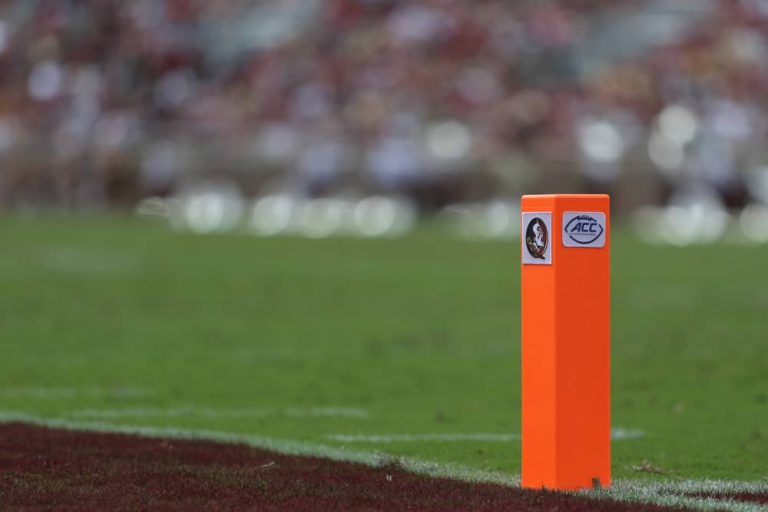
[521,194,611,490]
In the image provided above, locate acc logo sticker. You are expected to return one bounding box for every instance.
[522,212,552,264]
[563,212,606,248]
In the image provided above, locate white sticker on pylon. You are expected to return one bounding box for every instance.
[562,212,606,248]
[522,212,552,265]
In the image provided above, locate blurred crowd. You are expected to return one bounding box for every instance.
[2,0,768,214]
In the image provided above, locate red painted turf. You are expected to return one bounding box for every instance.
[0,423,701,511]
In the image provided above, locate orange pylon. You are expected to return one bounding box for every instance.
[521,194,611,490]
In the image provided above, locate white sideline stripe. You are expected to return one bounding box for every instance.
[327,429,644,443]
[0,410,518,485]
[69,407,370,419]
[0,411,764,512]
[43,248,142,276]
[328,433,519,443]
[0,387,151,400]
[611,428,645,440]
[592,481,768,512]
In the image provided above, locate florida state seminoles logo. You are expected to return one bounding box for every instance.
[525,217,548,259]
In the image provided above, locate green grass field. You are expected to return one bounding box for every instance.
[0,216,765,483]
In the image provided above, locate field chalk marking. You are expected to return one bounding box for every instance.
[43,247,142,276]
[69,406,369,419]
[0,410,516,485]
[327,429,644,443]
[0,411,763,512]
[592,480,768,512]
[611,428,646,440]
[328,433,520,443]
[0,387,152,400]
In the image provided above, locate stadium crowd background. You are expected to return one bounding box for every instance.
[2,0,768,230]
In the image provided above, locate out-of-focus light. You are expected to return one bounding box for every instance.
[632,187,729,245]
[0,22,8,56]
[631,206,665,245]
[577,120,625,163]
[256,123,299,162]
[439,201,520,239]
[135,197,174,217]
[426,121,472,161]
[456,68,500,105]
[387,4,444,44]
[172,182,244,234]
[250,196,415,239]
[482,201,520,238]
[725,28,767,65]
[95,113,139,149]
[648,133,685,174]
[28,61,64,101]
[0,119,15,153]
[141,144,178,189]
[739,204,768,243]
[353,196,416,237]
[154,69,196,109]
[746,166,768,203]
[663,187,728,245]
[658,105,698,146]
[662,206,705,246]
[296,199,350,238]
[249,195,298,236]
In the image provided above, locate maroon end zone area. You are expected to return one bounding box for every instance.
[0,422,697,511]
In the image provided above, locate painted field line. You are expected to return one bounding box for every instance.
[69,406,369,419]
[0,410,763,512]
[0,387,151,400]
[0,410,517,486]
[611,428,645,440]
[327,429,644,443]
[43,247,142,276]
[591,480,768,512]
[328,433,520,443]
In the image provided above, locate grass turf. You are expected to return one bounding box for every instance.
[0,215,765,482]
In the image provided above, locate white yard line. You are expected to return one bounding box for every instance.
[68,406,370,419]
[43,248,142,276]
[327,429,644,443]
[611,428,646,440]
[328,433,520,443]
[0,410,520,486]
[0,387,152,400]
[0,410,763,512]
[644,480,768,493]
[592,480,768,512]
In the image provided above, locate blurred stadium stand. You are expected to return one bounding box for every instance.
[2,0,768,225]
